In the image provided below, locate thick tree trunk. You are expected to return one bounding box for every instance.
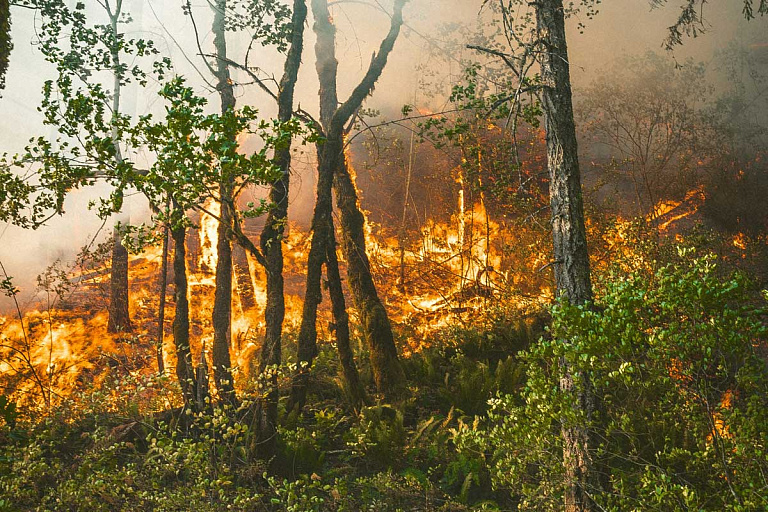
[171,222,197,408]
[325,226,366,410]
[535,1,598,510]
[253,0,308,460]
[311,0,407,397]
[211,0,237,407]
[107,226,132,334]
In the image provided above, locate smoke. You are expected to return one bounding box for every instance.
[1,0,766,311]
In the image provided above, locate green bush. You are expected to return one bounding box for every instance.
[458,249,768,511]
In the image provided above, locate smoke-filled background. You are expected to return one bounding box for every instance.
[0,0,766,311]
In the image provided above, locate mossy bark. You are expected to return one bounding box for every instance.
[325,227,366,410]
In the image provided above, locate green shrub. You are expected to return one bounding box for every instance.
[458,249,768,511]
[346,405,407,469]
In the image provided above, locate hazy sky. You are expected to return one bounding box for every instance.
[0,0,765,310]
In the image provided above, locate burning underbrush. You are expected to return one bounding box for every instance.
[1,183,766,416]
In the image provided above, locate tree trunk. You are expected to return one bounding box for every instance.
[107,225,132,334]
[211,0,237,407]
[291,138,338,411]
[106,6,132,336]
[254,0,308,460]
[171,222,197,408]
[325,226,366,410]
[156,221,169,374]
[212,189,236,406]
[334,162,405,395]
[535,1,598,510]
[233,245,256,314]
[311,0,407,397]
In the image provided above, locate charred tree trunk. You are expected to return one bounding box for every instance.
[211,0,237,407]
[312,0,407,398]
[325,227,366,410]
[171,221,197,408]
[156,221,169,374]
[107,226,132,334]
[535,1,598,510]
[253,0,308,460]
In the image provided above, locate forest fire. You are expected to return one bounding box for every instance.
[1,0,767,509]
[651,186,707,231]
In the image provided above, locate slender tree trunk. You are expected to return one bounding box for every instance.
[156,220,169,374]
[211,0,237,407]
[106,5,132,335]
[212,188,236,406]
[171,221,197,408]
[291,139,338,410]
[325,226,366,410]
[254,0,308,460]
[107,226,132,333]
[535,1,598,510]
[312,0,407,397]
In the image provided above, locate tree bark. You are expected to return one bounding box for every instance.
[107,226,132,333]
[311,0,407,397]
[534,1,598,510]
[334,162,405,395]
[254,0,308,460]
[171,221,197,408]
[156,220,169,374]
[290,138,338,411]
[325,226,366,410]
[233,245,256,314]
[106,5,132,335]
[211,0,237,407]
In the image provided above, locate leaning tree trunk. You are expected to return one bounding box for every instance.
[254,0,308,460]
[171,221,197,409]
[312,0,407,398]
[107,226,132,333]
[333,162,405,394]
[210,0,237,408]
[535,1,598,510]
